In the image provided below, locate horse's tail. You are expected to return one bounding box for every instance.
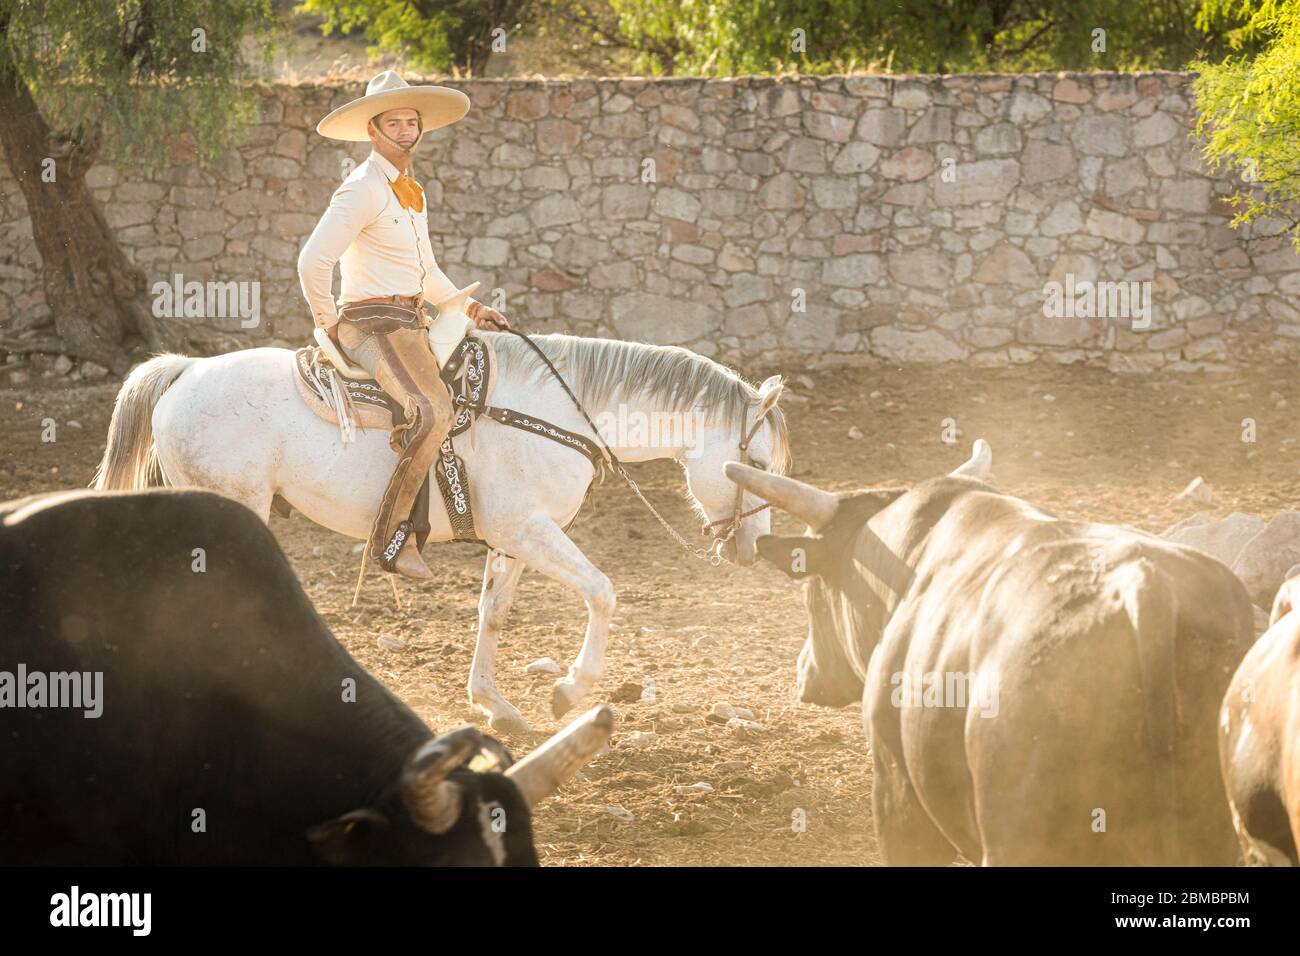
[92,353,198,490]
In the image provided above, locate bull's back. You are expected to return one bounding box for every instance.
[876,489,1253,864]
[0,488,424,864]
[968,528,1250,863]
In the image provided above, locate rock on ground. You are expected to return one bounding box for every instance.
[1232,511,1300,608]
[1161,511,1264,568]
[1173,476,1212,505]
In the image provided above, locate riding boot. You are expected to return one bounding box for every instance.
[364,321,455,580]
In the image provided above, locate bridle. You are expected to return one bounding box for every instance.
[699,401,773,545]
[480,316,776,566]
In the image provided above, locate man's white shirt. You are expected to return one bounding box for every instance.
[297,149,459,330]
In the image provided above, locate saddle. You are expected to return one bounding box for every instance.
[291,332,607,546]
[293,334,495,442]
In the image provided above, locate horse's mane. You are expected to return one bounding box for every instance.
[483,331,790,475]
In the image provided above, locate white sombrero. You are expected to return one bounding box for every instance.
[317,70,470,142]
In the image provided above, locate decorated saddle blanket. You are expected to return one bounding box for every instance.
[293,335,495,440]
[290,334,606,545]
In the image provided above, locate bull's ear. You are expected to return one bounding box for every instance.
[859,487,908,515]
[306,808,390,865]
[468,737,515,773]
[1270,573,1300,627]
[757,534,827,578]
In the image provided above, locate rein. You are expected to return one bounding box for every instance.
[481,318,771,567]
[699,406,771,541]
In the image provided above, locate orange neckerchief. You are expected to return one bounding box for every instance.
[389,171,424,213]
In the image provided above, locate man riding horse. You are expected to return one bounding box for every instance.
[298,71,508,581]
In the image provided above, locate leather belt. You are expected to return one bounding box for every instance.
[338,300,431,333]
[344,293,423,308]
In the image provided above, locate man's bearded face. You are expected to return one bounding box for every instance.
[371,108,422,150]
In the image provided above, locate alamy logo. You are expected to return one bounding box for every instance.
[890,669,999,718]
[593,406,707,457]
[50,886,151,936]
[152,272,261,328]
[1042,273,1152,329]
[0,664,103,718]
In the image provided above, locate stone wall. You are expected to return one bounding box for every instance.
[2,71,1298,371]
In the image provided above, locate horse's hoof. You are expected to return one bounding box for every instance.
[471,696,531,736]
[486,710,531,736]
[551,681,581,720]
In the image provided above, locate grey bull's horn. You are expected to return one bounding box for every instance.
[505,705,614,808]
[950,438,993,479]
[402,725,483,834]
[725,461,839,531]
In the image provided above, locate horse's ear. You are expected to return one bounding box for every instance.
[755,375,784,420]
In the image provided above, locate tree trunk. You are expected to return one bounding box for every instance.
[0,42,185,374]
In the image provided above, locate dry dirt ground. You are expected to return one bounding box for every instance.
[3,360,1299,866]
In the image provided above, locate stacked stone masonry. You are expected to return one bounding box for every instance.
[1,71,1297,371]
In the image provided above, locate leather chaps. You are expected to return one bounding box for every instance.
[337,302,454,570]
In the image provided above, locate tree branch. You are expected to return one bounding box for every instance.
[998,18,1057,59]
[121,0,159,73]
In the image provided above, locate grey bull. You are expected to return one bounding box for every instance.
[1219,574,1300,865]
[729,441,1256,865]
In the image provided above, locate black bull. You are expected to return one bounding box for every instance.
[0,488,610,865]
[731,456,1255,865]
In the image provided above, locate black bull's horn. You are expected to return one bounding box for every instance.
[402,706,615,832]
[725,461,839,530]
[505,705,615,809]
[402,725,485,834]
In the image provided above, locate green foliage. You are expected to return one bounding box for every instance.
[295,0,536,74]
[0,0,278,166]
[605,0,1240,76]
[296,0,456,71]
[1195,0,1280,51]
[529,0,636,75]
[1193,0,1300,248]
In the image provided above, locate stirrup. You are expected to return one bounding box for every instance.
[378,519,416,572]
[314,328,371,381]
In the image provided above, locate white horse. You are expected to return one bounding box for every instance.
[94,331,791,733]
